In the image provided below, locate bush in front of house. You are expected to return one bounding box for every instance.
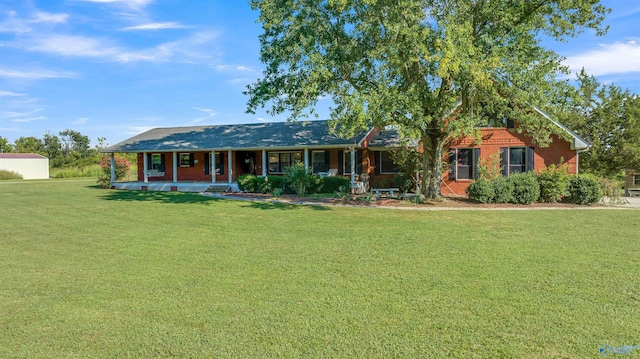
[284,162,319,196]
[0,170,23,180]
[508,172,540,205]
[466,179,495,204]
[97,155,132,189]
[492,176,514,204]
[317,176,349,194]
[257,175,286,194]
[536,164,569,203]
[392,173,414,193]
[237,174,258,192]
[567,175,602,204]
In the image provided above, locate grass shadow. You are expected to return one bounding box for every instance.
[242,200,330,211]
[99,189,222,205]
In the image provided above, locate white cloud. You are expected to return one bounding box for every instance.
[30,12,69,24]
[564,41,640,76]
[191,106,216,123]
[114,31,218,63]
[0,67,78,79]
[71,117,89,125]
[24,34,121,58]
[123,22,185,31]
[236,65,254,72]
[76,0,153,10]
[256,117,270,123]
[10,116,46,123]
[192,106,215,114]
[0,11,31,33]
[0,91,25,97]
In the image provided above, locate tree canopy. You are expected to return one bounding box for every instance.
[246,0,609,198]
[556,70,640,178]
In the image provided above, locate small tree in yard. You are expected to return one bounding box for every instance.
[97,156,132,188]
[246,0,609,199]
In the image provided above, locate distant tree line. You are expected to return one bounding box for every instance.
[0,130,107,168]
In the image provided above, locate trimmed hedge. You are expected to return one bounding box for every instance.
[492,176,514,204]
[508,172,540,205]
[318,176,350,193]
[466,179,494,204]
[238,174,350,195]
[567,176,601,205]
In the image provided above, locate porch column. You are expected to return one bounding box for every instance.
[110,153,115,184]
[211,151,216,184]
[350,147,356,194]
[262,150,267,176]
[227,150,233,184]
[172,152,178,183]
[304,148,309,169]
[143,152,149,183]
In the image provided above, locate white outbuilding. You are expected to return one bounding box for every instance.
[0,153,49,179]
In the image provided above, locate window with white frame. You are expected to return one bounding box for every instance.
[634,175,640,186]
[456,148,474,179]
[268,151,302,174]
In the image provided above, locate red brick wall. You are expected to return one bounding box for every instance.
[441,128,578,196]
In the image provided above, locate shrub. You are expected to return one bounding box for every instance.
[97,155,132,189]
[536,164,569,203]
[598,177,626,205]
[567,175,602,205]
[477,153,502,181]
[492,176,514,204]
[466,179,495,204]
[0,170,23,180]
[237,174,258,192]
[317,176,350,194]
[508,172,540,205]
[284,162,317,196]
[392,173,414,193]
[257,176,286,194]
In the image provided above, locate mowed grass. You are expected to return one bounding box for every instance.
[1,180,639,358]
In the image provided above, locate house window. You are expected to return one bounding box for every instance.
[268,151,301,174]
[379,151,398,174]
[204,153,224,175]
[312,151,328,173]
[457,149,473,179]
[340,150,363,175]
[508,148,526,174]
[448,148,479,180]
[634,175,640,186]
[501,147,534,176]
[151,154,163,171]
[179,153,193,167]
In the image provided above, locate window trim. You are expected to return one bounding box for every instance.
[634,174,640,186]
[150,153,164,172]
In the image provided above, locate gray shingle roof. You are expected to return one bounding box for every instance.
[104,120,368,153]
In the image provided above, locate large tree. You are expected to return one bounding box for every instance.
[246,0,609,198]
[556,70,640,178]
[14,136,45,154]
[0,136,14,153]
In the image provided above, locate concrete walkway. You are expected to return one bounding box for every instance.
[624,196,640,208]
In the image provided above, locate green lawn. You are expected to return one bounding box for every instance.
[1,180,639,358]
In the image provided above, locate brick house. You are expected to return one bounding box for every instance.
[103,115,588,195]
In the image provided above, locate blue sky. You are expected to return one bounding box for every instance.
[0,0,638,146]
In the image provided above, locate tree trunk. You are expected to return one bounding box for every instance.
[420,133,443,199]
